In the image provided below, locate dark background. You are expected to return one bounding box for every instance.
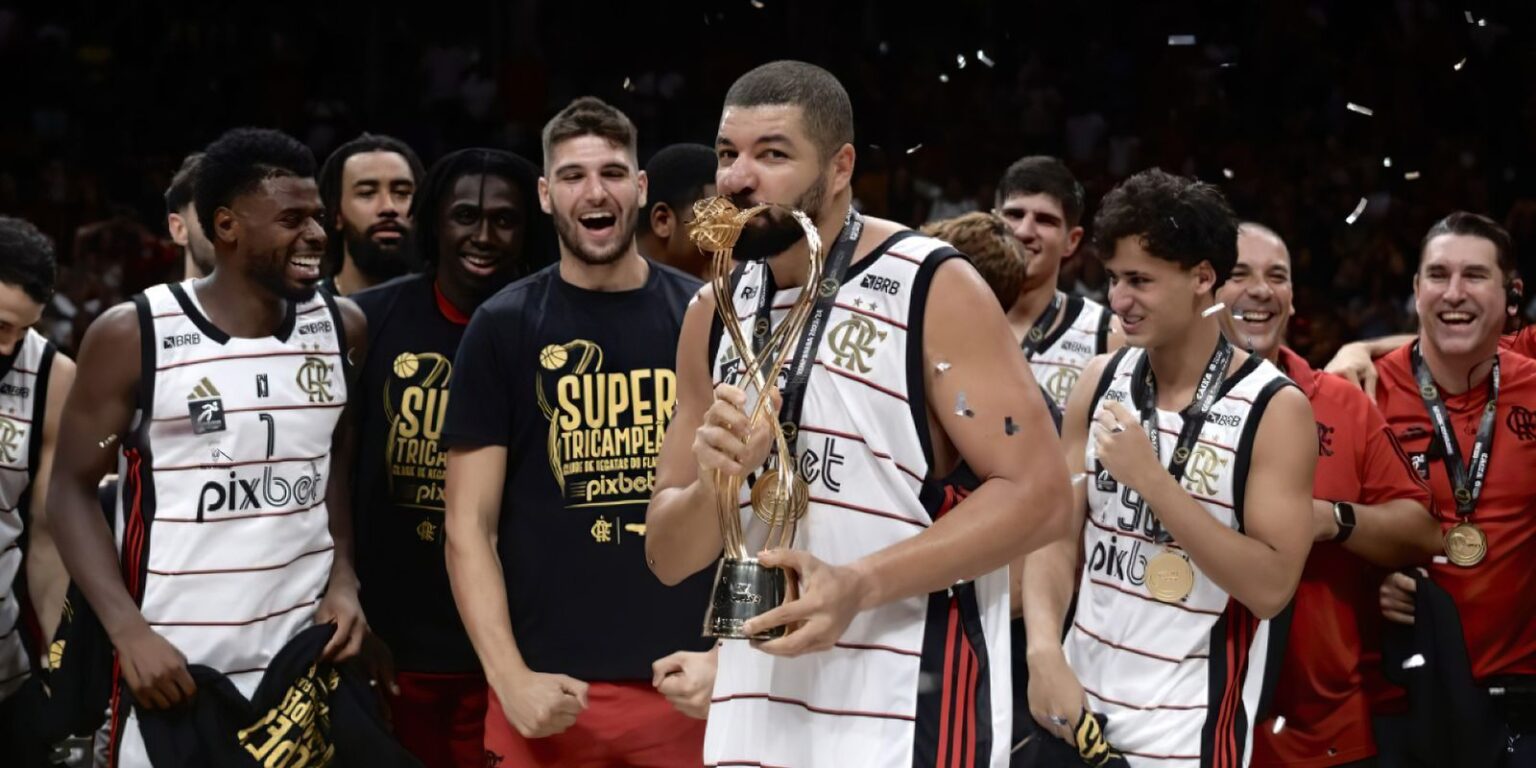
[3,0,1534,360]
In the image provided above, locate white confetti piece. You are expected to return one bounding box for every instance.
[1402,654,1426,670]
[1346,197,1368,225]
[1346,102,1374,116]
[1383,157,1392,168]
[1454,57,1467,71]
[1272,716,1286,734]
[1201,302,1227,318]
[956,54,967,69]
[1404,171,1422,181]
[935,361,952,374]
[906,143,924,155]
[976,49,994,67]
[1222,168,1234,179]
[938,73,950,83]
[622,77,633,91]
[1168,34,1196,46]
[750,0,764,7]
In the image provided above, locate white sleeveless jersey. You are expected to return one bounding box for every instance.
[705,233,1012,768]
[0,330,56,701]
[1066,347,1293,768]
[111,282,347,767]
[1028,293,1112,410]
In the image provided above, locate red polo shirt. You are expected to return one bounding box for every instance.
[1373,345,1536,682]
[1253,348,1432,767]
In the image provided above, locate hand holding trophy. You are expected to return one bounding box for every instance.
[690,196,826,640]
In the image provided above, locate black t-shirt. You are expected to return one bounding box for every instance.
[442,260,714,681]
[351,274,478,673]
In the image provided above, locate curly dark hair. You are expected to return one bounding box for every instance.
[0,216,57,304]
[193,128,317,242]
[1091,168,1237,284]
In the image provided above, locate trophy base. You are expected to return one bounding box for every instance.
[703,557,787,640]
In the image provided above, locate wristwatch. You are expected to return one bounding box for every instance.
[1332,501,1357,543]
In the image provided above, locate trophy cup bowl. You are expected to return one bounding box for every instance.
[690,196,824,640]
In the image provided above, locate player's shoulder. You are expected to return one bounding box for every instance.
[647,259,706,306]
[475,263,560,320]
[1499,346,1536,390]
[349,273,425,318]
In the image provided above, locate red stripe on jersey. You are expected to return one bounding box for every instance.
[1072,621,1209,664]
[148,597,318,628]
[156,349,340,371]
[1212,601,1258,768]
[1086,516,1186,551]
[886,251,926,266]
[1084,684,1208,711]
[707,692,916,722]
[813,361,909,402]
[834,301,909,331]
[809,495,930,528]
[963,634,979,768]
[833,641,922,657]
[1087,577,1223,617]
[154,453,326,472]
[937,602,958,764]
[146,545,333,576]
[798,424,924,482]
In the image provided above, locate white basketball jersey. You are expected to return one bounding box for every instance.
[1028,293,1112,410]
[1066,347,1292,768]
[0,330,55,701]
[705,233,1012,768]
[110,281,347,767]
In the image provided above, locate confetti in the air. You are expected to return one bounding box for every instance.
[750,0,764,7]
[1346,102,1374,116]
[1168,34,1196,46]
[1433,555,1449,565]
[956,54,967,69]
[1272,717,1286,735]
[906,143,924,155]
[935,361,952,374]
[1402,654,1426,670]
[622,77,633,91]
[1004,417,1020,435]
[1383,157,1392,168]
[1345,197,1368,225]
[1404,171,1422,181]
[938,73,950,83]
[879,41,889,55]
[98,434,119,449]
[1168,215,1180,229]
[955,392,974,418]
[976,49,995,68]
[1478,17,1487,27]
[1454,57,1467,71]
[1201,302,1228,319]
[1465,10,1475,23]
[1222,168,1234,179]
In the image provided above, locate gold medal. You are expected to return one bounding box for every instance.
[751,469,809,525]
[1146,551,1195,603]
[1444,521,1488,567]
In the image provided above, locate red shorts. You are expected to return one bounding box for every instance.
[390,671,489,768]
[484,681,705,767]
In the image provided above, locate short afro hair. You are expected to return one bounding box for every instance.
[193,128,317,242]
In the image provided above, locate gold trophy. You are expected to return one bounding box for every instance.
[690,196,825,640]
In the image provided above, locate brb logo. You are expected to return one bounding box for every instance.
[197,464,323,521]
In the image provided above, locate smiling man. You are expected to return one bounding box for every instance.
[350,148,552,768]
[47,128,369,767]
[1368,212,1536,764]
[441,98,715,766]
[1216,223,1438,768]
[1023,170,1317,767]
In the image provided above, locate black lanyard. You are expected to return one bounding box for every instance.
[1129,336,1236,542]
[1019,292,1064,359]
[1412,342,1499,519]
[749,208,862,456]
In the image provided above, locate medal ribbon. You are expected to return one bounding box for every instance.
[1019,292,1064,359]
[1411,342,1499,519]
